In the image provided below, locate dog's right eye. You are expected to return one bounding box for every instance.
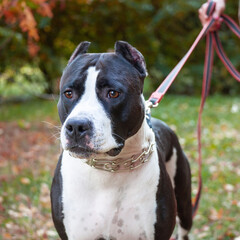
[64,90,73,99]
[108,90,120,99]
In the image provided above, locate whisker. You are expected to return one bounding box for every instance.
[42,121,62,141]
[112,133,126,142]
[42,121,61,130]
[50,132,61,141]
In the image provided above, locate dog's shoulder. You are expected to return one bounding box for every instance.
[51,154,68,240]
[151,117,174,137]
[151,117,179,160]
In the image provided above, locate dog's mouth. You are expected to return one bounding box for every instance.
[106,143,124,157]
[67,143,125,158]
[68,145,96,158]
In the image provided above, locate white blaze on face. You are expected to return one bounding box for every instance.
[60,66,119,154]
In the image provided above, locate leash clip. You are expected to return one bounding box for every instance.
[145,100,158,109]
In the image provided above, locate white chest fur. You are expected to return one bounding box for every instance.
[61,147,159,240]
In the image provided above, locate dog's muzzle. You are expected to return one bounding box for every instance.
[63,117,124,158]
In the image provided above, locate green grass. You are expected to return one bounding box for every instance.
[0,95,240,239]
[0,99,59,122]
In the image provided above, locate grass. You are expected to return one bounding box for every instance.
[0,95,240,239]
[0,99,59,122]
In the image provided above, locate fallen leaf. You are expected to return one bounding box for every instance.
[20,177,31,185]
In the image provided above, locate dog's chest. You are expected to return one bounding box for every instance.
[61,150,159,240]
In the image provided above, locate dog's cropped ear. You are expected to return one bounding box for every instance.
[68,41,91,64]
[115,41,147,78]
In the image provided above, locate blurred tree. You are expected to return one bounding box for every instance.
[0,0,239,97]
[0,0,59,96]
[0,0,55,56]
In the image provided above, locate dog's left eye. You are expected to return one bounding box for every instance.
[64,90,73,99]
[108,90,120,99]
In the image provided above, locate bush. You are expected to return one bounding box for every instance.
[0,65,47,99]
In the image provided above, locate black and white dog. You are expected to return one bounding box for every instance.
[51,41,192,240]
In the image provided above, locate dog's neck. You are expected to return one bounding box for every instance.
[116,116,154,160]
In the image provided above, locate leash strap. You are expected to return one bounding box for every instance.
[193,3,240,218]
[148,1,216,106]
[148,1,240,218]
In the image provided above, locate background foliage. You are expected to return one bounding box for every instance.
[0,0,240,99]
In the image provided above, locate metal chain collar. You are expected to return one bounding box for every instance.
[86,142,155,173]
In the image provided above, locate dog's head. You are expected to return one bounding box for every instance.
[58,41,147,158]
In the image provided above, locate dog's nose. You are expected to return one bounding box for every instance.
[65,118,92,138]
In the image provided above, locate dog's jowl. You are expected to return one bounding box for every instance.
[51,41,192,240]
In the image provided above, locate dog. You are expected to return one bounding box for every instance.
[51,41,192,240]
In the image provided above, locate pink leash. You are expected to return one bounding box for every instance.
[147,0,240,221]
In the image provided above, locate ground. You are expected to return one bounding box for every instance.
[0,95,239,240]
